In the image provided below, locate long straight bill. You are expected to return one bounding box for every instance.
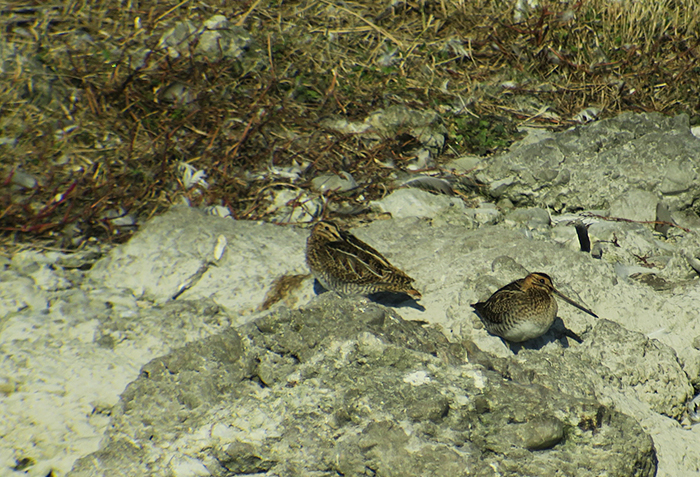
[554,290,599,318]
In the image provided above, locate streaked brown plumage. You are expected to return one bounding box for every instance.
[305,221,421,298]
[471,272,597,342]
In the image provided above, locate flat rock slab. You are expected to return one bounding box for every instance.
[87,207,314,315]
[68,295,657,477]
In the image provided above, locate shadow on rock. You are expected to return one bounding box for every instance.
[313,279,425,311]
[510,317,584,354]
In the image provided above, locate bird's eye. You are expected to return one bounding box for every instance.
[539,278,546,284]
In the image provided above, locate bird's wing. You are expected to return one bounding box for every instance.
[324,237,409,284]
[472,279,526,324]
[493,278,525,294]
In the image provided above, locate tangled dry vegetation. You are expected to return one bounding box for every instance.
[0,0,699,250]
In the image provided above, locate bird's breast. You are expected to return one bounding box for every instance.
[500,319,553,342]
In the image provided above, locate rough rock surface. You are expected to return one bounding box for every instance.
[475,112,700,212]
[68,295,656,477]
[4,112,700,477]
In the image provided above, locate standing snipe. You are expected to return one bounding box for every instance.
[305,221,421,298]
[471,272,597,342]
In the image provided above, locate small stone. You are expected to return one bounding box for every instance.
[265,188,322,223]
[660,158,697,195]
[497,198,514,210]
[203,205,233,219]
[405,388,449,422]
[572,107,600,123]
[198,22,254,62]
[162,82,196,105]
[220,442,273,474]
[521,416,565,450]
[101,208,137,229]
[609,189,658,222]
[398,175,454,195]
[311,172,357,192]
[591,242,604,259]
[0,136,17,147]
[445,155,482,173]
[158,21,197,58]
[406,148,435,170]
[655,202,673,236]
[10,169,37,189]
[371,188,464,219]
[692,336,700,351]
[504,207,550,228]
[510,127,556,149]
[465,202,501,226]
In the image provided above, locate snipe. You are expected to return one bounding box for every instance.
[305,221,421,298]
[471,272,597,343]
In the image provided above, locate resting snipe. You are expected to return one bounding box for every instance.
[306,221,421,298]
[471,272,597,342]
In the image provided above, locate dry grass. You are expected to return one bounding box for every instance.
[0,0,698,250]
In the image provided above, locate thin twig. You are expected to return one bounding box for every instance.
[236,0,263,27]
[318,0,402,47]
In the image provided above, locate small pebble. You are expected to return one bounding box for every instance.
[692,336,700,351]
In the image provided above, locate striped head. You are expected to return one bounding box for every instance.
[524,272,599,319]
[310,221,343,243]
[521,273,555,294]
